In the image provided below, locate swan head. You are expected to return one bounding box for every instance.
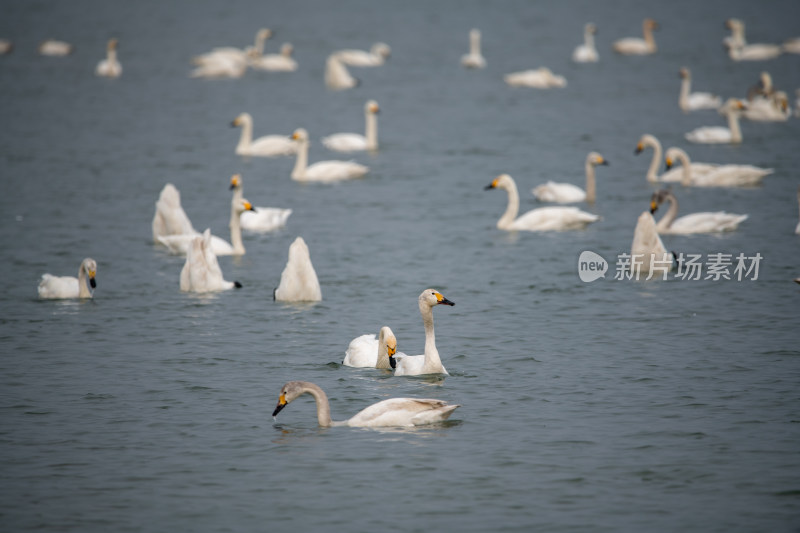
[280,43,294,56]
[81,258,98,289]
[378,325,398,360]
[650,189,672,214]
[634,134,658,155]
[107,38,118,51]
[719,98,746,115]
[484,173,513,191]
[372,42,391,58]
[725,18,743,31]
[235,198,256,214]
[643,18,659,31]
[272,381,307,417]
[365,100,380,114]
[291,128,309,143]
[664,147,683,169]
[585,23,597,35]
[679,67,690,79]
[257,28,273,41]
[229,174,242,190]
[588,152,608,167]
[231,113,251,128]
[419,288,455,308]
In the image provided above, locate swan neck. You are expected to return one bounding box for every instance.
[229,202,245,254]
[291,139,308,180]
[643,25,656,51]
[656,194,678,231]
[419,302,442,371]
[498,180,520,229]
[237,117,253,152]
[727,110,742,143]
[677,151,692,185]
[302,382,334,427]
[584,31,595,49]
[470,33,481,55]
[585,161,596,204]
[646,139,662,183]
[375,335,390,369]
[365,110,378,150]
[77,263,92,298]
[679,78,690,110]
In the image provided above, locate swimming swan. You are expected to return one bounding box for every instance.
[334,42,391,67]
[743,92,790,122]
[231,112,296,157]
[685,98,747,144]
[38,39,73,56]
[152,183,197,242]
[343,326,397,369]
[532,151,608,204]
[249,43,298,71]
[572,23,599,63]
[635,134,718,183]
[273,237,322,302]
[679,67,721,112]
[192,28,271,66]
[38,258,97,299]
[190,56,247,79]
[230,174,291,233]
[724,19,782,61]
[392,289,455,377]
[630,211,672,276]
[95,38,121,78]
[461,29,487,68]
[324,54,359,90]
[485,174,599,231]
[650,189,748,234]
[291,128,368,182]
[158,198,255,256]
[664,147,773,187]
[322,100,380,152]
[179,230,241,293]
[504,67,567,88]
[613,18,659,55]
[272,381,459,427]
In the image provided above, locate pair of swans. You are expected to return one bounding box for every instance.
[38,39,73,56]
[272,380,459,428]
[343,326,397,369]
[291,128,369,182]
[504,67,566,89]
[664,147,773,187]
[231,112,296,157]
[613,18,659,55]
[96,38,121,78]
[38,258,97,299]
[249,43,297,72]
[461,29,486,69]
[273,237,322,302]
[685,98,747,144]
[573,23,599,63]
[334,42,391,67]
[744,92,791,122]
[322,100,380,152]
[180,230,242,293]
[230,174,291,233]
[724,19,782,61]
[486,174,599,231]
[679,67,721,112]
[650,189,747,234]
[191,28,271,77]
[532,152,608,204]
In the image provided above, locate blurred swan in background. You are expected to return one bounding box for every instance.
[0,39,12,54]
[152,183,197,242]
[783,38,800,54]
[322,100,380,152]
[635,134,716,183]
[743,91,790,121]
[343,326,397,369]
[630,211,671,276]
[179,230,241,293]
[724,19,782,61]
[461,29,486,68]
[393,289,455,377]
[190,56,247,79]
[271,381,459,427]
[572,23,598,63]
[231,112,296,156]
[192,28,271,66]
[95,38,121,78]
[485,174,599,231]
[38,258,97,299]
[504,67,566,88]
[532,152,608,204]
[678,67,721,112]
[685,98,746,144]
[664,147,773,187]
[334,42,390,67]
[613,18,659,55]
[38,39,73,56]
[291,128,368,182]
[230,174,291,233]
[650,189,747,234]
[273,237,322,302]
[249,43,297,71]
[324,54,358,90]
[158,198,255,256]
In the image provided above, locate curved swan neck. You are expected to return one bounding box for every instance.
[643,23,656,51]
[726,109,743,143]
[419,301,443,371]
[229,201,245,254]
[78,263,92,298]
[645,138,663,183]
[584,29,595,49]
[237,116,253,152]
[675,150,692,185]
[679,77,690,111]
[299,382,335,427]
[585,160,597,204]
[656,194,678,231]
[291,139,308,180]
[498,179,520,229]
[365,110,378,150]
[470,31,481,55]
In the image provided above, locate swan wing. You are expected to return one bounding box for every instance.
[461,53,486,68]
[250,55,297,71]
[303,161,369,182]
[248,135,297,156]
[346,398,459,427]
[572,45,598,63]
[38,274,79,299]
[512,207,599,231]
[659,163,720,183]
[532,182,586,203]
[685,127,731,144]
[666,213,748,234]
[322,133,368,152]
[686,92,722,110]
[240,207,292,232]
[613,38,648,55]
[334,49,383,67]
[342,334,379,367]
[694,166,772,187]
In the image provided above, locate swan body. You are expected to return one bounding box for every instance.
[190,56,247,79]
[158,198,255,256]
[230,174,291,233]
[38,258,97,299]
[664,147,773,187]
[95,38,121,78]
[334,42,390,67]
[179,230,240,293]
[572,23,599,63]
[393,289,455,377]
[635,134,718,183]
[650,189,747,234]
[273,237,322,302]
[532,152,607,204]
[486,174,599,231]
[685,98,746,144]
[461,29,487,68]
[504,67,566,88]
[724,19,782,61]
[343,326,397,369]
[743,93,790,122]
[322,100,379,152]
[631,211,671,276]
[249,43,297,71]
[613,18,659,55]
[152,183,197,242]
[325,54,358,90]
[291,128,368,182]
[272,381,459,428]
[679,67,721,112]
[231,113,296,157]
[192,28,271,66]
[38,39,73,56]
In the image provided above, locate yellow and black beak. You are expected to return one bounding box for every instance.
[272,394,287,417]
[665,157,673,170]
[650,200,658,214]
[231,118,240,127]
[244,201,256,212]
[89,270,97,289]
[634,143,643,155]
[484,178,498,191]
[436,293,455,306]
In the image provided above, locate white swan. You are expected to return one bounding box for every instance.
[572,23,599,63]
[324,54,358,90]
[664,147,773,187]
[38,258,97,299]
[192,28,271,66]
[95,38,121,78]
[393,289,455,376]
[724,19,782,61]
[230,174,291,233]
[796,186,800,235]
[158,198,255,256]
[461,29,487,69]
[784,37,800,54]
[635,134,718,183]
[613,18,659,55]
[485,174,599,231]
[650,189,747,234]
[685,98,746,144]
[273,237,322,302]
[343,326,397,369]
[504,67,566,88]
[679,67,721,112]
[190,56,247,79]
[334,42,391,67]
[0,39,12,55]
[291,128,368,182]
[321,100,380,153]
[179,230,241,293]
[743,92,790,122]
[631,211,672,276]
[231,112,296,157]
[152,183,197,242]
[249,43,297,71]
[532,152,608,204]
[272,381,459,428]
[38,39,73,56]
